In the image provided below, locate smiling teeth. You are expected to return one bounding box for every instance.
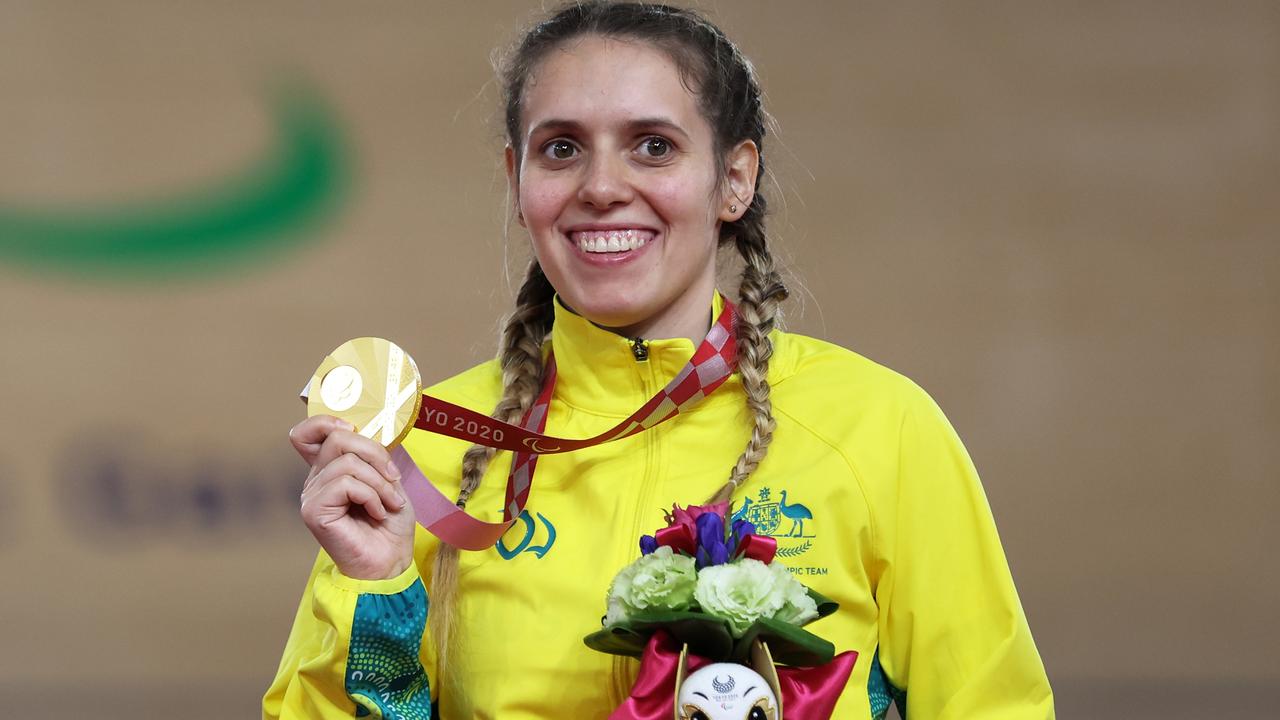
[572,229,653,253]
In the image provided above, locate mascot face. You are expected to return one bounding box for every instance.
[677,663,778,720]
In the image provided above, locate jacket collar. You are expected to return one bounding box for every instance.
[548,292,731,416]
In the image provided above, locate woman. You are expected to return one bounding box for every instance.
[265,3,1054,718]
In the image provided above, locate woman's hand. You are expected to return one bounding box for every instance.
[289,415,416,580]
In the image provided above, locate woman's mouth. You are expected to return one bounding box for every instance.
[569,228,656,254]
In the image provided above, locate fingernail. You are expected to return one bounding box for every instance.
[387,462,401,481]
[337,419,355,431]
[396,489,408,508]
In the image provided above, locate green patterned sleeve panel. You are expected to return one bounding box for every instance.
[344,578,433,719]
[868,648,908,720]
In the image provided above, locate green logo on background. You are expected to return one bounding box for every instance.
[0,81,348,279]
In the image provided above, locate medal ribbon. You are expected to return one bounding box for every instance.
[394,302,737,550]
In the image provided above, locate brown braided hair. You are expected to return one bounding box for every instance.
[430,0,787,691]
[428,258,554,678]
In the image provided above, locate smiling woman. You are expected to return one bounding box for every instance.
[265,3,1054,719]
[509,35,756,340]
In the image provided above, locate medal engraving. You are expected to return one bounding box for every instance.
[319,365,363,411]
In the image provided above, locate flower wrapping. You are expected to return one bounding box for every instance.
[586,503,840,668]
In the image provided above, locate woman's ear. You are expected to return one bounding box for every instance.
[505,145,525,227]
[719,139,759,222]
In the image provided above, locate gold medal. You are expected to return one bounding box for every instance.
[305,337,422,448]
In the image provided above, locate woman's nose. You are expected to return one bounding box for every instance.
[576,153,634,209]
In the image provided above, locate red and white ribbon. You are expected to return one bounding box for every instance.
[396,303,738,550]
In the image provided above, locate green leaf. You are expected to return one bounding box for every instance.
[732,617,836,666]
[585,611,837,666]
[584,610,735,660]
[583,624,650,658]
[806,587,839,623]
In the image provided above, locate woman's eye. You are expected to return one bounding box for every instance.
[542,140,577,160]
[638,136,671,158]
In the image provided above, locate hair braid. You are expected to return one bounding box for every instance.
[457,261,555,506]
[429,257,554,686]
[710,196,787,504]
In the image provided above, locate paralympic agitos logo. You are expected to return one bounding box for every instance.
[0,81,348,278]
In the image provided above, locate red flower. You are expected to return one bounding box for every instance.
[654,503,728,557]
[663,502,729,533]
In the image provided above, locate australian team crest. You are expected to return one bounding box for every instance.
[730,487,815,559]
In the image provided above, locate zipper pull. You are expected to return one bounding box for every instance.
[630,337,649,362]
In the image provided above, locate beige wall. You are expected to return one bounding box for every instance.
[0,1,1276,717]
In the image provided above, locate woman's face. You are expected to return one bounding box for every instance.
[508,35,754,340]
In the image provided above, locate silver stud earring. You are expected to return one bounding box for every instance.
[729,204,737,213]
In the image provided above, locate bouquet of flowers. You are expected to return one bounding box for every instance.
[585,502,839,667]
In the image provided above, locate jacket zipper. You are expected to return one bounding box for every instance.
[630,337,648,362]
[611,336,658,702]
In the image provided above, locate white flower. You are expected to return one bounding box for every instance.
[694,559,818,636]
[605,595,629,626]
[769,562,818,626]
[605,545,698,626]
[694,558,787,636]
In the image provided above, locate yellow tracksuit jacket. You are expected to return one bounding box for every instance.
[264,294,1054,719]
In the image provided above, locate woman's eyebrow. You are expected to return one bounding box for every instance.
[625,117,690,139]
[527,117,690,140]
[528,118,584,138]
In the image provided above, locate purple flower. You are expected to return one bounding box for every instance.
[695,512,729,569]
[639,534,658,556]
[729,519,756,556]
[695,542,730,568]
[696,512,725,550]
[709,541,730,566]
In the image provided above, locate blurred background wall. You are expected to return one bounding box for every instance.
[1,1,1276,717]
